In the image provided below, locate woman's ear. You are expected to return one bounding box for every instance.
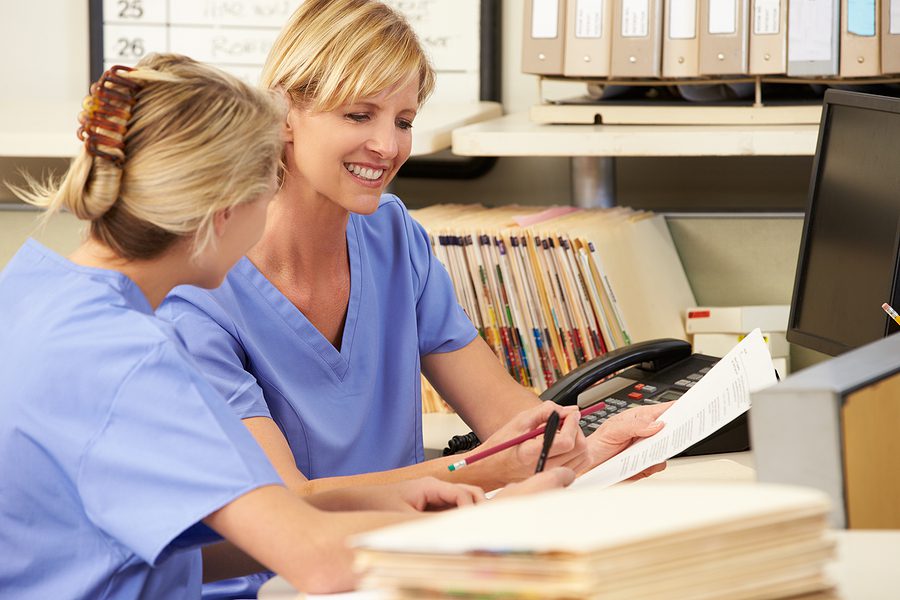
[213,207,233,238]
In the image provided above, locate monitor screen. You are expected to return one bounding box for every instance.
[788,90,900,356]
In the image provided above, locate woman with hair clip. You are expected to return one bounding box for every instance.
[161,2,669,595]
[0,54,571,599]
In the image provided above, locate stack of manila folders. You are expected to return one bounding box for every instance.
[351,332,835,599]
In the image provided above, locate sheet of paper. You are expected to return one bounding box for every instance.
[573,329,776,488]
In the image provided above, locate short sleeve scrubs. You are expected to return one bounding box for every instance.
[161,195,477,478]
[0,240,282,600]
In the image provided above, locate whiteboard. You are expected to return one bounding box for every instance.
[90,0,490,105]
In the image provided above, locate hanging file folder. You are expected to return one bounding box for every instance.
[523,0,567,75]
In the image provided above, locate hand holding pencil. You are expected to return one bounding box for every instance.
[447,402,594,478]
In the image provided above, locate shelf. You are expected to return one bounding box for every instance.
[411,101,502,156]
[0,101,503,160]
[452,111,820,157]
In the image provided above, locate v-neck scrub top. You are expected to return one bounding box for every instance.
[0,240,281,599]
[161,195,477,479]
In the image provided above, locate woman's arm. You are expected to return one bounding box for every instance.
[203,485,412,593]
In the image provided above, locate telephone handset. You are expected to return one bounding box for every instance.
[443,339,750,458]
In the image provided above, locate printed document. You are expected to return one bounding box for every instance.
[574,328,776,488]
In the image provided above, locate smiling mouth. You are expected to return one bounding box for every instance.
[344,163,385,181]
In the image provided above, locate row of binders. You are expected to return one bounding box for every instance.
[412,204,695,408]
[524,0,900,79]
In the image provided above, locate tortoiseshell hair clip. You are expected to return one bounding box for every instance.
[77,65,142,167]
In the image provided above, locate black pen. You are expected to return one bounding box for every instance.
[534,410,560,474]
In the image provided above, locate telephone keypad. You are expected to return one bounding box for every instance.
[578,361,713,437]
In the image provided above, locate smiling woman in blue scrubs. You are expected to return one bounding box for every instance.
[162,0,667,505]
[0,53,536,599]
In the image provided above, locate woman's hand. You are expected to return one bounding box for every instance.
[582,402,672,478]
[472,401,594,482]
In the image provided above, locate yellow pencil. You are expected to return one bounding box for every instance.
[881,303,900,326]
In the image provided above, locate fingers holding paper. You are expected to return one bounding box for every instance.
[582,402,672,475]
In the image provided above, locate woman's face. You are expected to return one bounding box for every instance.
[283,78,418,214]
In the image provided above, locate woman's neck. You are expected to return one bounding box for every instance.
[68,239,190,310]
[248,186,350,281]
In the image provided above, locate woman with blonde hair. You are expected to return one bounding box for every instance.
[0,53,570,599]
[162,3,668,595]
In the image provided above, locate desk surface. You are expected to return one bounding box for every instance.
[262,419,887,598]
[259,529,900,599]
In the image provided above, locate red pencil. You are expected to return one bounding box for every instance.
[447,402,606,471]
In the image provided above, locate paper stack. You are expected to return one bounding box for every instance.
[353,481,834,600]
[412,205,696,402]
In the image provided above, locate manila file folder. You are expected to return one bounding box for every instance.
[523,0,567,75]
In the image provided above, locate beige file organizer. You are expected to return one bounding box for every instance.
[699,0,751,74]
[663,0,701,77]
[564,0,614,76]
[610,0,664,76]
[523,0,568,75]
[840,0,882,76]
[749,0,787,73]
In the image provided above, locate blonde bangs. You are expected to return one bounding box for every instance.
[263,0,435,112]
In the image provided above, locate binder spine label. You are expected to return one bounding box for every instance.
[575,0,604,37]
[848,0,877,36]
[669,0,698,38]
[532,0,561,38]
[788,0,835,61]
[709,0,738,34]
[753,0,781,34]
[622,0,650,36]
[893,0,900,34]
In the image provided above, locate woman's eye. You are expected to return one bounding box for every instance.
[347,113,369,123]
[397,119,414,131]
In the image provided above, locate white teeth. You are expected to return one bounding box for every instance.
[345,164,384,181]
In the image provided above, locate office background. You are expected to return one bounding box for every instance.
[0,0,821,368]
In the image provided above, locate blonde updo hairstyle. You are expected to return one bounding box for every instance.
[18,54,285,260]
[260,0,435,111]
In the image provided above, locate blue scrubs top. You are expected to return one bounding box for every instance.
[161,195,477,478]
[0,240,282,600]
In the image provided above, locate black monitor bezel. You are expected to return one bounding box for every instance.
[787,89,900,356]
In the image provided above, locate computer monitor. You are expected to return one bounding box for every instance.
[787,89,900,357]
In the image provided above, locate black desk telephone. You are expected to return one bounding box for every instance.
[443,339,750,457]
